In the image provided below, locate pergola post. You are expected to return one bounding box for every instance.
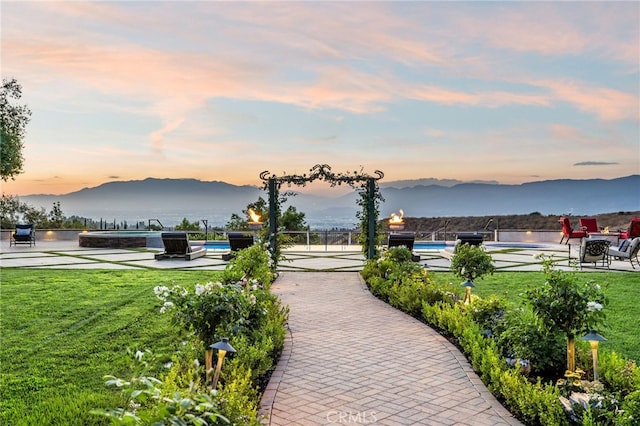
[268,177,277,261]
[367,177,376,260]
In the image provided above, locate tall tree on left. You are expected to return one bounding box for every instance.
[1,78,32,181]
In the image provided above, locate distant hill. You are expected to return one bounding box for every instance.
[379,177,499,188]
[18,175,640,228]
[376,175,640,218]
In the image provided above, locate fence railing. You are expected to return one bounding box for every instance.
[1,228,565,248]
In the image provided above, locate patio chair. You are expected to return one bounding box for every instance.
[10,224,35,247]
[559,216,587,244]
[154,232,206,260]
[388,233,420,261]
[578,239,610,269]
[579,217,601,234]
[222,232,254,261]
[388,233,415,251]
[455,233,484,247]
[608,237,640,269]
[619,217,640,240]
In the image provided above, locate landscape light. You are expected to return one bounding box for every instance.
[581,330,606,381]
[462,279,475,305]
[207,337,237,390]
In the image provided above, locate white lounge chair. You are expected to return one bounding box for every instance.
[608,237,640,269]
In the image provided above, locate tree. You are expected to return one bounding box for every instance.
[175,218,201,231]
[48,201,65,228]
[1,78,31,181]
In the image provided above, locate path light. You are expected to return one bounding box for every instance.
[207,337,237,390]
[462,279,475,305]
[582,330,606,381]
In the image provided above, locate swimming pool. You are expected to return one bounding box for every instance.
[413,242,451,250]
[203,241,231,250]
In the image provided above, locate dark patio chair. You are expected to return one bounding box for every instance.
[455,233,484,247]
[222,232,254,261]
[154,232,206,260]
[10,224,35,247]
[387,233,420,261]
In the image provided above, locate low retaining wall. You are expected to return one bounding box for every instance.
[1,229,81,242]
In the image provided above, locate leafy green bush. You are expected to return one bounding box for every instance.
[450,243,495,283]
[493,307,566,379]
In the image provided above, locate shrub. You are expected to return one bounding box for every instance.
[450,243,495,283]
[493,307,566,379]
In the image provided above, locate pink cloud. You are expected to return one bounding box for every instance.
[534,79,639,122]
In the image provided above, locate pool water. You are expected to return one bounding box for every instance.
[413,242,449,250]
[204,241,231,250]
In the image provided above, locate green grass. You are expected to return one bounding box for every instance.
[1,269,223,426]
[431,271,640,362]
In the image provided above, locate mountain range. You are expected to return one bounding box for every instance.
[17,175,640,229]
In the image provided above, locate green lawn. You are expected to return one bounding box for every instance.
[1,269,222,426]
[431,271,640,362]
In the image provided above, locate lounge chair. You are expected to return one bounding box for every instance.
[387,233,419,261]
[559,216,587,244]
[579,218,601,234]
[154,232,206,260]
[388,233,415,250]
[619,217,640,240]
[608,237,640,269]
[455,233,484,247]
[10,224,35,247]
[578,239,610,269]
[222,232,254,261]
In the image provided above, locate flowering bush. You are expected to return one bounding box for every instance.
[154,278,269,347]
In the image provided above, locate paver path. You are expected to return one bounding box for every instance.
[260,272,522,426]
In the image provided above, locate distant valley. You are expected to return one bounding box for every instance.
[17,175,640,229]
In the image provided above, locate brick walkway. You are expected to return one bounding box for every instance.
[259,272,522,426]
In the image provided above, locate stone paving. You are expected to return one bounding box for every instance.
[2,240,636,272]
[260,272,522,425]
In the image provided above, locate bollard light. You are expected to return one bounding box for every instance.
[582,330,606,381]
[461,279,475,305]
[207,337,237,390]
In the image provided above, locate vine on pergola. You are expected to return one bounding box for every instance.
[259,164,384,268]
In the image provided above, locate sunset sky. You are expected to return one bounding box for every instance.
[1,1,638,196]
